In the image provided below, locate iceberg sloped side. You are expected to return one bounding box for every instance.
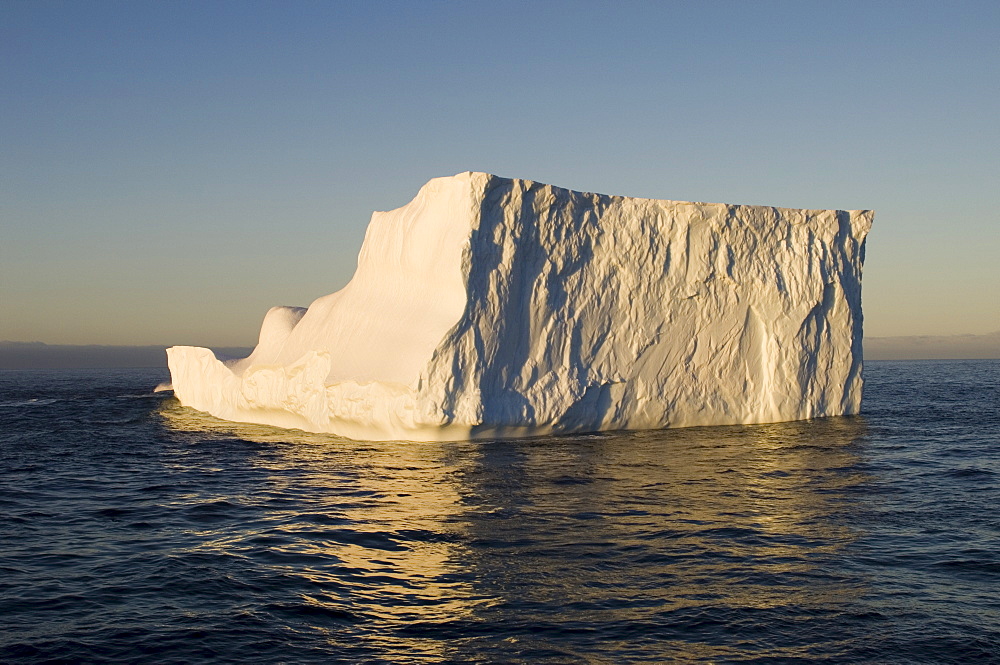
[167,172,872,441]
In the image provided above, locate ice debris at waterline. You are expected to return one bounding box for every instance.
[167,172,872,441]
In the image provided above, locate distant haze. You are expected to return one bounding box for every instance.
[863,331,1000,361]
[0,342,252,370]
[2,334,998,370]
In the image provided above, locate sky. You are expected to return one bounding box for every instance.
[2,0,998,347]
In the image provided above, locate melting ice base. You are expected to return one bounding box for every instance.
[167,172,872,441]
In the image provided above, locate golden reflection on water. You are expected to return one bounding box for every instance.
[159,401,478,660]
[160,399,870,661]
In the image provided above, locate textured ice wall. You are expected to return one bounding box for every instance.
[167,172,872,441]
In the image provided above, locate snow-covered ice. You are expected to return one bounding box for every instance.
[167,172,872,441]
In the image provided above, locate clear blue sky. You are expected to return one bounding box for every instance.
[3,0,998,345]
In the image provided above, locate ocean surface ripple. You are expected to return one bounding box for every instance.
[1,360,998,663]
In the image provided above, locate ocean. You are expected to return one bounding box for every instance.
[1,360,998,663]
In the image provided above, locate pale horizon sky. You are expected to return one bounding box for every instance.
[3,1,999,346]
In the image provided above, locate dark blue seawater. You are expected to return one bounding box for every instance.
[1,361,998,664]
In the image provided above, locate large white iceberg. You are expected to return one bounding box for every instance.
[167,172,872,441]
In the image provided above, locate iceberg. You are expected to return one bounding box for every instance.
[167,172,872,441]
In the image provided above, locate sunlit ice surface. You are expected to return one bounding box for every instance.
[167,172,871,440]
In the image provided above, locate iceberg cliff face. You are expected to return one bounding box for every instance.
[167,172,872,441]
